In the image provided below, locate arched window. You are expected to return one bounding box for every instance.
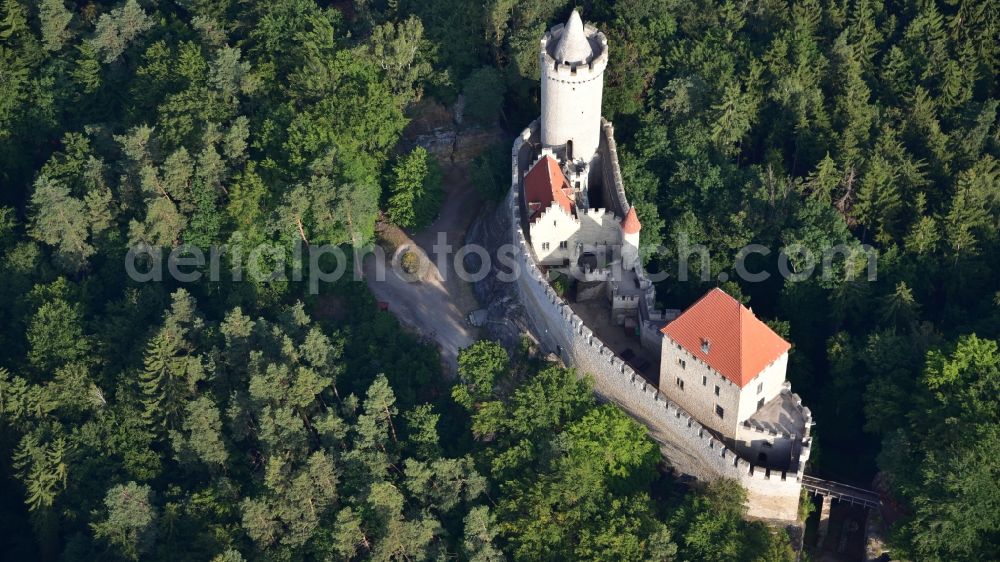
[566,140,574,160]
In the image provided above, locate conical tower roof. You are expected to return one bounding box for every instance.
[621,207,642,234]
[554,10,593,64]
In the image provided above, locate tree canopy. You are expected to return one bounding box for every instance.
[0,1,995,560]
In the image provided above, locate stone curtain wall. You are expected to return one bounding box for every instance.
[511,123,808,521]
[598,119,630,219]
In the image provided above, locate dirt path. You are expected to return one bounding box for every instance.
[363,165,482,375]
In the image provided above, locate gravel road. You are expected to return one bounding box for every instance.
[363,165,482,375]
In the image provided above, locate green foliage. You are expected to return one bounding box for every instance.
[28,174,112,272]
[38,0,73,52]
[550,272,569,296]
[562,406,660,494]
[878,335,1000,562]
[90,0,154,64]
[169,395,228,469]
[139,290,208,432]
[92,482,158,560]
[0,2,994,560]
[370,15,435,103]
[26,296,89,373]
[456,340,509,403]
[400,249,420,274]
[462,505,503,562]
[387,146,443,229]
[481,367,673,562]
[670,479,794,562]
[470,142,509,201]
[12,432,73,512]
[463,67,505,125]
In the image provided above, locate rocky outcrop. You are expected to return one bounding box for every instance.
[403,99,504,166]
[464,197,533,350]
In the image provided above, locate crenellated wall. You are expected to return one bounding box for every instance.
[597,119,630,219]
[511,123,810,522]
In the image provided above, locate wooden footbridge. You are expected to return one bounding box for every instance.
[801,475,881,509]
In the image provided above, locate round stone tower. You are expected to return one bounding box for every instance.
[539,10,608,164]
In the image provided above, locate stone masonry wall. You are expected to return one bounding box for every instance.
[597,119,629,219]
[512,124,808,521]
[659,337,745,438]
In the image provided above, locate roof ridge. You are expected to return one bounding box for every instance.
[738,295,747,377]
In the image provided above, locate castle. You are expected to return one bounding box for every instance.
[510,10,813,521]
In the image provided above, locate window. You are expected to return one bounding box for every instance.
[541,242,550,250]
[559,241,568,249]
[714,385,720,397]
[715,405,724,419]
[757,382,763,394]
[677,358,686,369]
[757,397,765,411]
[701,338,711,354]
[702,375,707,386]
[567,140,574,160]
[676,377,684,390]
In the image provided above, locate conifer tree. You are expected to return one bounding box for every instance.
[38,0,72,52]
[12,432,72,512]
[28,177,94,271]
[387,146,443,229]
[139,290,206,431]
[169,395,228,469]
[90,0,153,63]
[462,506,504,562]
[92,482,158,560]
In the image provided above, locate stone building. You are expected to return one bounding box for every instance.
[659,289,808,468]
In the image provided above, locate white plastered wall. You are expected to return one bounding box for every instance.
[736,353,788,423]
[528,206,622,266]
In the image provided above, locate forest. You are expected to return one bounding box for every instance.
[0,0,997,561]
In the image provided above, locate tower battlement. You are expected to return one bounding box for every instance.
[539,24,609,81]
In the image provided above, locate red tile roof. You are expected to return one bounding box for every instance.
[524,155,574,221]
[621,207,641,234]
[661,288,790,388]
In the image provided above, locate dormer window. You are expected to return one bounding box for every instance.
[701,338,711,354]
